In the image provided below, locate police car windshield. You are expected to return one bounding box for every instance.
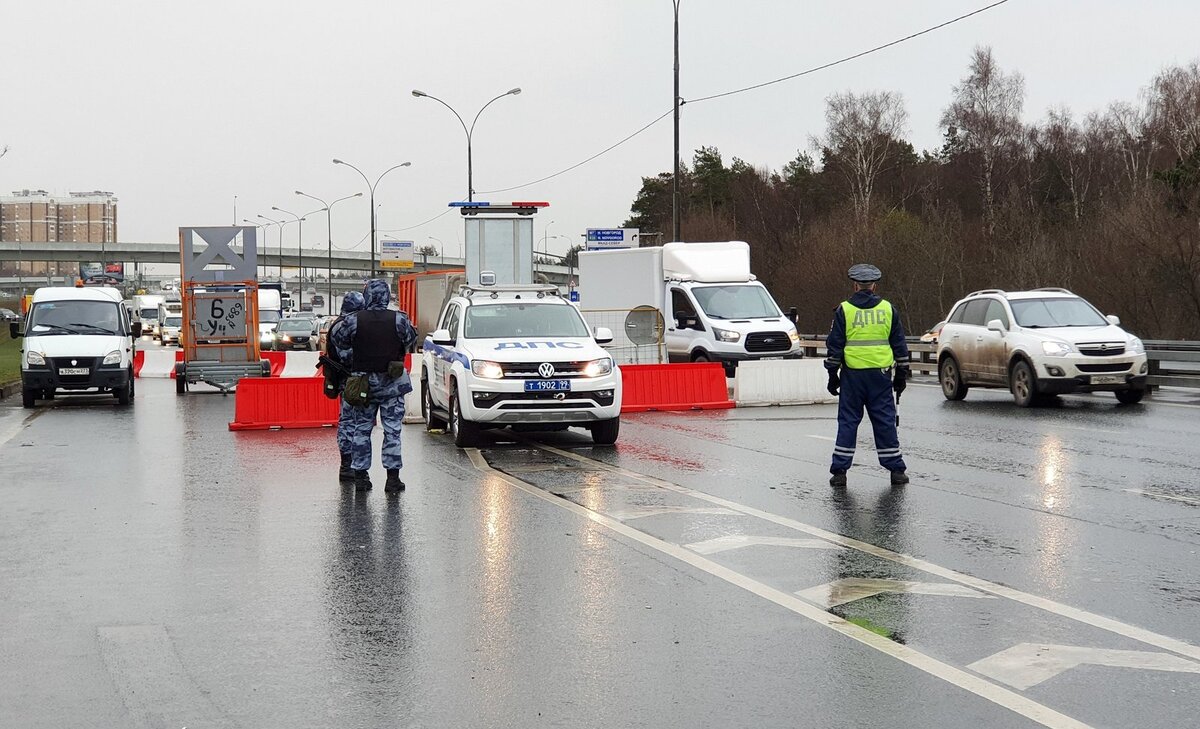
[28,300,121,336]
[1010,297,1107,328]
[691,285,780,320]
[464,303,589,339]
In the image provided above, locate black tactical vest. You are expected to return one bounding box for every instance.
[351,310,403,373]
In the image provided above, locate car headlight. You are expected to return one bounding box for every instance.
[472,360,504,379]
[788,329,800,343]
[582,357,613,378]
[1041,341,1072,357]
[1129,337,1145,354]
[281,335,291,342]
[27,351,46,366]
[102,350,122,366]
[714,327,741,343]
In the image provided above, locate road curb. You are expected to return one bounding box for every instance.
[0,381,19,400]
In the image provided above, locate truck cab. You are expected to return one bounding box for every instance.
[12,285,140,408]
[420,282,622,447]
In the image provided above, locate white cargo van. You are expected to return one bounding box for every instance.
[578,241,800,375]
[11,286,141,408]
[131,294,165,338]
[257,288,283,347]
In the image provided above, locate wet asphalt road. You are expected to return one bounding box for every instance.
[1,354,1199,728]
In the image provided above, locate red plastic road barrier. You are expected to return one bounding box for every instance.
[262,351,286,377]
[133,350,184,378]
[228,376,339,431]
[619,363,734,413]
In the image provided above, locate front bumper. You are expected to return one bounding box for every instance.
[23,365,129,392]
[461,373,622,425]
[1037,354,1149,393]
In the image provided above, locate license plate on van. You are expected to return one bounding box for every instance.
[59,367,89,376]
[525,379,570,392]
[1090,375,1123,385]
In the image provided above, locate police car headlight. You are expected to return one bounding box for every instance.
[1129,337,1145,354]
[472,360,504,379]
[27,351,46,366]
[1041,341,1073,357]
[102,350,122,366]
[714,327,741,343]
[582,357,613,378]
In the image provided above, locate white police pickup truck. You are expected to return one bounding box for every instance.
[420,283,622,447]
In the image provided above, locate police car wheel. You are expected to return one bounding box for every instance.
[423,376,447,430]
[590,418,620,446]
[939,356,969,401]
[450,392,480,448]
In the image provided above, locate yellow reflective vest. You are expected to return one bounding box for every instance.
[841,300,895,369]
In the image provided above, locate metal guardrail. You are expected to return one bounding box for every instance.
[798,336,1200,389]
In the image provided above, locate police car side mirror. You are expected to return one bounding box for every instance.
[986,319,1006,335]
[9,322,21,339]
[594,327,614,345]
[431,328,454,346]
[1106,314,1121,326]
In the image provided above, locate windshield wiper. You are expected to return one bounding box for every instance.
[29,324,75,335]
[67,322,118,335]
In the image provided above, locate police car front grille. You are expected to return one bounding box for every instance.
[744,331,791,353]
[1077,342,1125,356]
[474,391,616,409]
[500,361,587,378]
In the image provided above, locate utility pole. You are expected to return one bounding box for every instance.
[672,0,682,243]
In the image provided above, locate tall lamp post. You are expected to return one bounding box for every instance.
[411,87,521,202]
[427,235,444,264]
[296,190,362,311]
[241,218,274,278]
[256,214,287,278]
[271,207,309,308]
[672,0,682,242]
[332,159,411,277]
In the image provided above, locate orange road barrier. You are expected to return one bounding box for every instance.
[619,363,734,413]
[228,376,339,430]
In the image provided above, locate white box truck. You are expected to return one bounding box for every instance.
[578,241,800,375]
[257,288,283,348]
[131,294,165,338]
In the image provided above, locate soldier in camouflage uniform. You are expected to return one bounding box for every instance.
[330,291,365,484]
[330,279,417,493]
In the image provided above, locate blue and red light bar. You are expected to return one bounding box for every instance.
[448,201,550,208]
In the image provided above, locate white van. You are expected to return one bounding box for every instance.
[11,286,141,408]
[132,294,165,338]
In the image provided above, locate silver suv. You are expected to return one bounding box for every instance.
[936,288,1148,406]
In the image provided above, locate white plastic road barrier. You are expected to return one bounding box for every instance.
[279,351,320,378]
[733,359,837,407]
[138,350,177,378]
[404,375,423,424]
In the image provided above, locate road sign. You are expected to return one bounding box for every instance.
[380,239,415,269]
[585,227,639,250]
[180,226,258,282]
[191,292,248,339]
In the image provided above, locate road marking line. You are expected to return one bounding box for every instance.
[685,535,841,555]
[1123,488,1200,506]
[550,482,662,495]
[806,434,836,442]
[534,442,1200,663]
[796,578,997,609]
[98,625,237,729]
[469,449,1091,729]
[608,505,740,521]
[968,643,1200,691]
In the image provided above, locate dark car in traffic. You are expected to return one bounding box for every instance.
[267,317,318,351]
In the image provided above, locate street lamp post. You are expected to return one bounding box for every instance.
[271,207,308,308]
[332,159,411,277]
[672,0,682,243]
[242,218,273,278]
[411,87,521,201]
[296,190,363,312]
[427,235,444,264]
[256,214,286,278]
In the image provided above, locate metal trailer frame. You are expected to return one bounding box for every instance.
[176,280,270,394]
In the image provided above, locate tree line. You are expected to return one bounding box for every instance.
[623,47,1200,340]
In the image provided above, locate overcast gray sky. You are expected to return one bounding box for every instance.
[2,0,1198,262]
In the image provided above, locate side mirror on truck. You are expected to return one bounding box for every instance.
[594,327,614,345]
[10,322,21,339]
[131,322,143,338]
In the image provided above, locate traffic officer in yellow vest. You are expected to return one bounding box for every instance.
[825,264,910,487]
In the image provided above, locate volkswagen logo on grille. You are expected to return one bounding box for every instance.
[538,362,556,378]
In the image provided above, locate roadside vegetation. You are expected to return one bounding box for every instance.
[0,337,19,387]
[625,47,1200,340]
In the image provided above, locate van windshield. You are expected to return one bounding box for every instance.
[691,285,781,319]
[260,310,281,323]
[28,300,122,336]
[1010,298,1108,328]
[139,308,157,320]
[165,316,182,327]
[464,303,589,339]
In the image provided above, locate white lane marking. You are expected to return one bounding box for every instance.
[98,625,237,729]
[796,578,997,609]
[685,535,841,555]
[969,643,1200,691]
[551,482,660,495]
[469,449,1091,729]
[536,442,1200,664]
[1123,488,1200,506]
[608,505,739,521]
[806,434,836,442]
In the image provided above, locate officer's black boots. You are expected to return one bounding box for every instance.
[890,470,909,486]
[384,469,405,493]
[829,472,848,488]
[338,453,354,484]
[353,469,372,491]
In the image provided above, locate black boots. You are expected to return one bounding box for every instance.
[384,469,405,493]
[338,453,354,484]
[829,472,848,488]
[353,470,372,491]
[890,470,909,486]
[347,464,404,493]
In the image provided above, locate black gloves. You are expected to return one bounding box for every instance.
[827,370,840,396]
[893,365,910,395]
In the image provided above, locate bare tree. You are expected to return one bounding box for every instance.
[814,90,908,224]
[1148,61,1200,160]
[1104,101,1156,184]
[941,46,1025,236]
